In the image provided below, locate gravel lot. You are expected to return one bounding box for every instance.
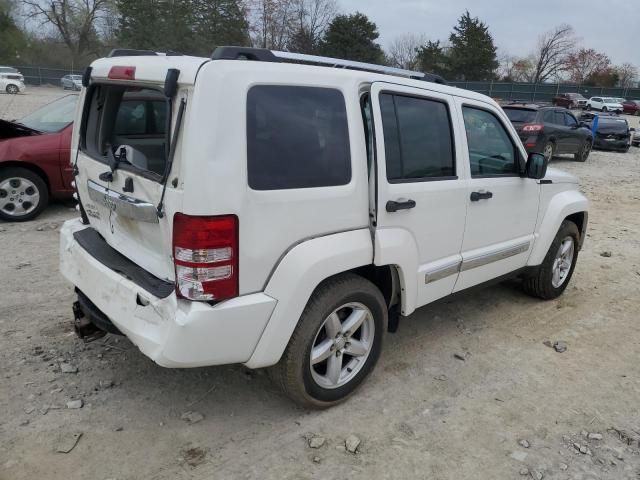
[1,89,640,480]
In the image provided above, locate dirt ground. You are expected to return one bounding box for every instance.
[2,88,640,480]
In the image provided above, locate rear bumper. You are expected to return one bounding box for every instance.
[59,218,277,367]
[593,138,629,150]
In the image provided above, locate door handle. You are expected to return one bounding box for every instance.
[386,199,416,212]
[470,191,493,201]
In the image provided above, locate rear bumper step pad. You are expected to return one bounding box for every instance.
[73,227,174,298]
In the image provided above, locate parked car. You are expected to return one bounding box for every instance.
[586,97,623,113]
[502,103,593,162]
[552,93,587,109]
[622,99,640,115]
[60,74,83,90]
[580,112,632,152]
[0,94,78,220]
[632,127,640,147]
[60,47,589,408]
[0,66,25,94]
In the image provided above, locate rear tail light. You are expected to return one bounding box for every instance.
[172,213,238,301]
[522,123,544,133]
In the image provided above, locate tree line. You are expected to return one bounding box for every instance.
[1,0,637,88]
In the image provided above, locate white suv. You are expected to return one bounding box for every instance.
[60,47,589,408]
[0,66,25,94]
[587,96,623,113]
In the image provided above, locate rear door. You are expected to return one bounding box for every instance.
[454,97,539,291]
[74,82,182,281]
[370,82,468,309]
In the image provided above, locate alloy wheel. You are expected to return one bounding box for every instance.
[551,236,575,288]
[309,302,375,389]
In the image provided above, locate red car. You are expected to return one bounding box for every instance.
[622,100,640,116]
[0,94,77,221]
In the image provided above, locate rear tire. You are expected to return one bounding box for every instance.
[0,167,49,222]
[522,221,579,300]
[269,273,387,409]
[574,139,591,162]
[543,141,555,162]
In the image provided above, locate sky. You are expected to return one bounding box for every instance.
[336,0,638,66]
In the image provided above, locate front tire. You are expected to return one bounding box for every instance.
[522,221,579,300]
[574,139,592,162]
[0,167,49,221]
[602,106,608,112]
[5,84,19,94]
[269,273,387,408]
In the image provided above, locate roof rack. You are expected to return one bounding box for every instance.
[210,46,447,84]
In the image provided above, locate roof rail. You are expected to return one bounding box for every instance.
[210,46,447,84]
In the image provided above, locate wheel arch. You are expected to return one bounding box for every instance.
[246,229,404,369]
[0,161,51,193]
[528,190,589,266]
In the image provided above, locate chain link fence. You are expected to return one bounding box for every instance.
[449,81,640,102]
[9,65,84,86]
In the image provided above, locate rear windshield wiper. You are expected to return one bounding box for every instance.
[98,142,121,182]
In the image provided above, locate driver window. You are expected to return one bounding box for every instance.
[462,106,517,177]
[564,113,577,127]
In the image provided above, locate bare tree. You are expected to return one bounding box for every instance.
[249,0,296,50]
[23,0,111,64]
[387,33,426,70]
[531,24,576,83]
[617,63,638,89]
[565,48,611,84]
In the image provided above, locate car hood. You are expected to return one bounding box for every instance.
[544,168,578,184]
[0,118,41,140]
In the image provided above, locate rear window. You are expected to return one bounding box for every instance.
[81,85,168,178]
[503,108,537,123]
[246,85,351,190]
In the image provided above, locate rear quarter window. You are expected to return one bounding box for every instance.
[246,85,351,190]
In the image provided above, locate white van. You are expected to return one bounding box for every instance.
[60,47,588,407]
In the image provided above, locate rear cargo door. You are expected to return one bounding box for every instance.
[74,81,184,282]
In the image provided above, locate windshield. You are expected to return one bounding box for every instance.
[603,98,619,104]
[598,119,628,133]
[70,75,82,80]
[20,94,78,133]
[503,108,537,123]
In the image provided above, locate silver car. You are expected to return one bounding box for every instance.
[60,74,82,91]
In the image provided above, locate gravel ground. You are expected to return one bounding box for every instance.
[1,91,640,480]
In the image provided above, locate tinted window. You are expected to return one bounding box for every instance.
[503,108,537,123]
[115,101,147,135]
[543,111,555,123]
[462,107,518,177]
[553,112,565,125]
[247,86,351,190]
[564,113,577,127]
[380,93,455,181]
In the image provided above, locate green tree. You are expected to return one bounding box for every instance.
[320,12,383,63]
[447,11,498,81]
[415,40,449,78]
[0,1,27,64]
[117,0,249,57]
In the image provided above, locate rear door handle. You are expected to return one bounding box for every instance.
[470,191,493,201]
[386,199,416,212]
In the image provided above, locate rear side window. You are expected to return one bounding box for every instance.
[247,86,351,190]
[379,93,455,181]
[82,85,168,177]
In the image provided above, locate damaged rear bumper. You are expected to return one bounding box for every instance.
[59,218,277,368]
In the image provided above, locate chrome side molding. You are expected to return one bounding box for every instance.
[87,180,159,224]
[424,241,531,284]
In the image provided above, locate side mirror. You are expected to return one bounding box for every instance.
[630,128,636,133]
[526,153,548,180]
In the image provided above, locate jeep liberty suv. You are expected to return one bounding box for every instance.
[60,47,588,408]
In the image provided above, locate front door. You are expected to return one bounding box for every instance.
[454,97,540,292]
[370,82,468,314]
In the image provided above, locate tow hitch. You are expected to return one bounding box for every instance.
[73,301,107,342]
